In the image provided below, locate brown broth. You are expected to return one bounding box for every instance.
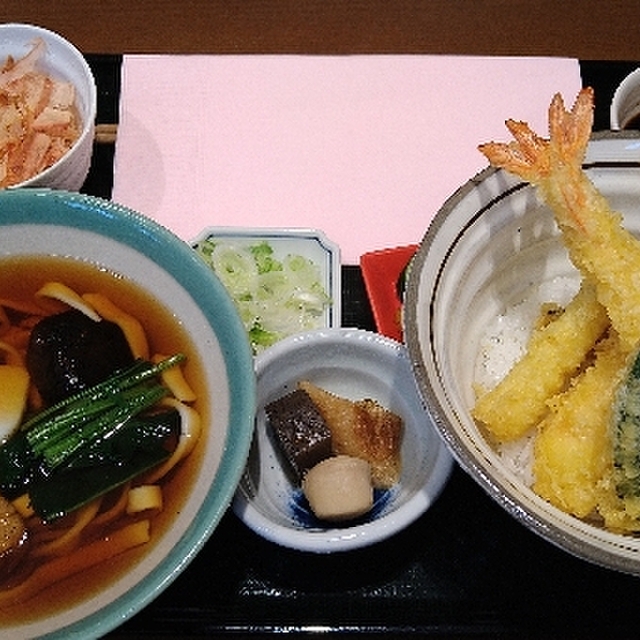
[0,256,210,626]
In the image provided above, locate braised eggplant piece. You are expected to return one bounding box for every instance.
[266,388,332,480]
[26,309,135,405]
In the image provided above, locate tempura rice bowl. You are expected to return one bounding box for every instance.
[0,189,255,637]
[404,132,640,575]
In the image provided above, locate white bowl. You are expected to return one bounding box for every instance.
[611,67,640,130]
[232,327,453,553]
[404,131,640,575]
[0,23,97,190]
[0,189,255,637]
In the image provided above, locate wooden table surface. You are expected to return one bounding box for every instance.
[1,0,640,60]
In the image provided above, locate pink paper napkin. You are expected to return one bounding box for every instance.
[112,55,581,264]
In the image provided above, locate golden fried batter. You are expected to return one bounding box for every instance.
[472,283,608,442]
[533,332,629,518]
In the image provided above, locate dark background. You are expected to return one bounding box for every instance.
[73,53,640,638]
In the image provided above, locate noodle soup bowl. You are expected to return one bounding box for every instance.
[0,189,255,637]
[404,131,640,575]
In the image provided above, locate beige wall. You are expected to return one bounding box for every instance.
[0,0,638,59]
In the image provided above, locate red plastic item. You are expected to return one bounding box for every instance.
[360,244,419,342]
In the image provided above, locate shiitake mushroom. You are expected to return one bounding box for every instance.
[26,309,135,406]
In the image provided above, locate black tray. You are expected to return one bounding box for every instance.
[81,56,640,639]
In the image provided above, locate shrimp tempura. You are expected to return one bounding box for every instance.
[472,282,609,442]
[479,88,640,352]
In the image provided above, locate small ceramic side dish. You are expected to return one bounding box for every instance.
[611,66,640,130]
[192,227,341,353]
[232,327,453,553]
[360,244,418,341]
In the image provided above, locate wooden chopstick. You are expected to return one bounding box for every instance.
[95,123,118,144]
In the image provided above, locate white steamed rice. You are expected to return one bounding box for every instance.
[473,276,579,486]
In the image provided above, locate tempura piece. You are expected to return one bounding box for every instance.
[479,87,640,352]
[472,283,608,442]
[533,332,629,518]
[597,352,640,532]
[597,472,640,533]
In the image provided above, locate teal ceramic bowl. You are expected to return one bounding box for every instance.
[0,189,255,638]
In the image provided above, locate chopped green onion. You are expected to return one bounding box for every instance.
[0,354,185,506]
[194,238,331,353]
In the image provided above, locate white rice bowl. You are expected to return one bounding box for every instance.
[404,132,640,576]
